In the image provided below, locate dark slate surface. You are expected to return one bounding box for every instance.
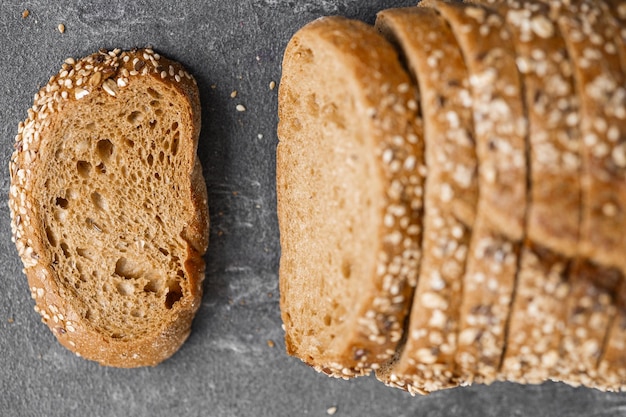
[1,1,626,416]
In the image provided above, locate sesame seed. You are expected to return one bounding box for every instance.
[74,88,89,100]
[269,80,276,90]
[230,90,238,98]
[236,104,246,112]
[58,24,65,34]
[22,9,29,18]
[102,79,117,97]
[326,406,337,416]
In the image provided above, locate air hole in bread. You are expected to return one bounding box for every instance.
[171,131,180,156]
[85,122,96,131]
[76,248,94,261]
[127,111,144,125]
[158,151,165,163]
[165,281,183,309]
[147,154,154,167]
[149,100,160,107]
[341,259,352,279]
[323,314,332,327]
[155,172,161,180]
[60,242,70,258]
[55,196,69,209]
[149,119,157,129]
[155,215,165,227]
[91,192,108,211]
[96,162,106,174]
[171,122,179,130]
[115,257,146,280]
[96,139,114,162]
[144,277,163,293]
[45,226,57,247]
[146,87,162,99]
[130,309,144,318]
[155,109,163,117]
[116,281,135,296]
[125,139,135,148]
[158,247,169,256]
[77,160,92,177]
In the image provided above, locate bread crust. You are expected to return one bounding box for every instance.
[426,0,527,384]
[472,0,581,383]
[375,6,477,394]
[277,16,425,378]
[554,0,626,271]
[9,48,208,367]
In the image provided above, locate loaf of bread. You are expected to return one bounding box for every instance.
[277,0,626,393]
[9,48,209,367]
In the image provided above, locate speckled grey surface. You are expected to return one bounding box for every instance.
[1,1,626,416]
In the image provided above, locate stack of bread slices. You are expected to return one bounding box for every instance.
[276,0,626,394]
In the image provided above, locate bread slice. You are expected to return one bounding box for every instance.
[374,6,478,394]
[553,259,619,388]
[468,0,581,383]
[424,0,527,384]
[604,0,626,46]
[499,243,571,384]
[277,16,425,378]
[552,0,626,272]
[597,276,626,391]
[586,0,626,392]
[8,48,209,367]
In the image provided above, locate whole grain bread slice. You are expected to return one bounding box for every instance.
[553,0,626,272]
[374,6,478,394]
[473,0,582,383]
[590,0,626,392]
[277,16,425,378]
[426,0,528,384]
[553,260,619,388]
[596,277,626,391]
[9,48,209,367]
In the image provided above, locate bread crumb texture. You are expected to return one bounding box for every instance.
[277,0,626,394]
[9,48,209,367]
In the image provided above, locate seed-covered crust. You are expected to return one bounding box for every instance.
[9,48,209,367]
[474,0,582,383]
[550,0,626,271]
[591,0,626,392]
[375,6,477,394]
[553,260,619,388]
[427,0,527,384]
[277,16,425,378]
[597,277,626,391]
[500,243,570,384]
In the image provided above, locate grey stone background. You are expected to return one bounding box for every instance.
[1,1,626,416]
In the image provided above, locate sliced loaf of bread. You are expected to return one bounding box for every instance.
[9,48,209,367]
[277,16,425,378]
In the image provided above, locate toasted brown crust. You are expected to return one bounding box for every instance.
[500,243,570,384]
[597,278,626,391]
[375,6,477,394]
[553,260,619,388]
[475,0,581,382]
[426,0,527,384]
[9,48,208,367]
[277,16,425,378]
[552,0,626,271]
